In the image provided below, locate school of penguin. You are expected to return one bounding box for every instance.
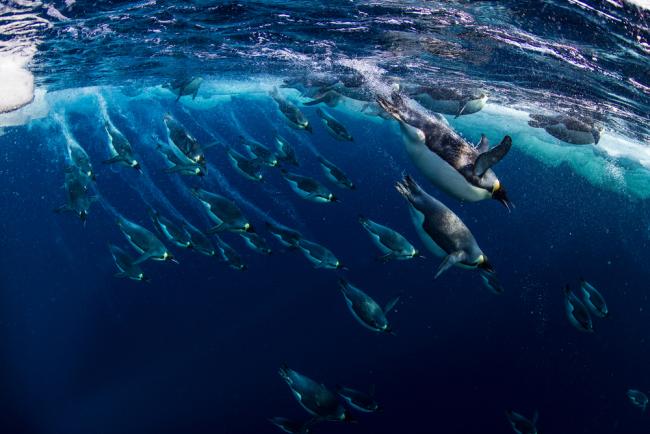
[52,72,642,434]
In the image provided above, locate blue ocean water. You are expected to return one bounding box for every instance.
[1,1,649,434]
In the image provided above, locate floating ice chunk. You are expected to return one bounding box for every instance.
[0,54,35,114]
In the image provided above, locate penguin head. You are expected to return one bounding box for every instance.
[244,222,255,233]
[195,167,205,177]
[163,251,179,264]
[328,193,340,203]
[491,182,513,211]
[138,273,151,283]
[194,154,206,165]
[78,210,88,222]
[303,122,313,133]
[131,160,141,171]
[477,255,495,274]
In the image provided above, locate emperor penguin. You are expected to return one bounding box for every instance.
[377,93,513,209]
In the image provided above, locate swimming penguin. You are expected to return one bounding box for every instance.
[268,417,312,434]
[564,284,594,333]
[281,73,339,97]
[358,216,419,261]
[377,93,513,208]
[270,87,312,132]
[506,410,538,434]
[281,170,338,203]
[265,221,302,249]
[116,216,177,264]
[54,166,97,222]
[579,278,608,318]
[155,142,205,177]
[316,108,353,142]
[395,174,494,278]
[627,389,648,411]
[338,278,399,334]
[183,223,217,257]
[336,385,380,413]
[239,137,279,167]
[164,115,210,165]
[274,135,300,166]
[108,244,149,282]
[297,239,344,270]
[147,208,192,249]
[479,269,505,295]
[190,188,253,233]
[166,76,203,101]
[67,140,96,181]
[102,122,140,171]
[227,148,264,181]
[239,231,272,255]
[214,236,247,271]
[316,156,355,190]
[404,85,488,118]
[528,113,602,145]
[278,365,353,423]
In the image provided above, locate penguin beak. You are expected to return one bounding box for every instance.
[478,257,495,274]
[492,185,513,212]
[304,123,313,133]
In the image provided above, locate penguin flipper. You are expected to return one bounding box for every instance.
[473,135,512,177]
[384,296,400,314]
[455,99,469,118]
[477,134,490,153]
[435,251,467,279]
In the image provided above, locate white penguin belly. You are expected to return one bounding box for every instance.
[415,96,459,114]
[405,140,491,202]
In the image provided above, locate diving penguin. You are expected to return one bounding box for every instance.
[239,232,273,255]
[214,236,247,271]
[147,208,192,249]
[164,115,211,165]
[275,135,300,166]
[358,216,419,261]
[183,223,217,257]
[336,385,380,413]
[278,365,353,423]
[102,122,140,171]
[378,93,513,208]
[108,244,149,282]
[297,239,344,270]
[564,284,594,333]
[54,166,97,222]
[116,216,177,264]
[506,410,538,434]
[281,170,338,203]
[265,221,303,249]
[338,279,399,334]
[395,174,494,278]
[316,156,355,190]
[270,87,312,132]
[240,137,279,167]
[627,389,648,411]
[579,278,608,318]
[155,141,205,177]
[227,148,264,181]
[316,108,353,142]
[190,188,253,233]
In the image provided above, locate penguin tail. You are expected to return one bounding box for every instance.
[278,363,290,379]
[395,174,419,202]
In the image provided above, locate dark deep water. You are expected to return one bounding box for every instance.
[1,1,650,434]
